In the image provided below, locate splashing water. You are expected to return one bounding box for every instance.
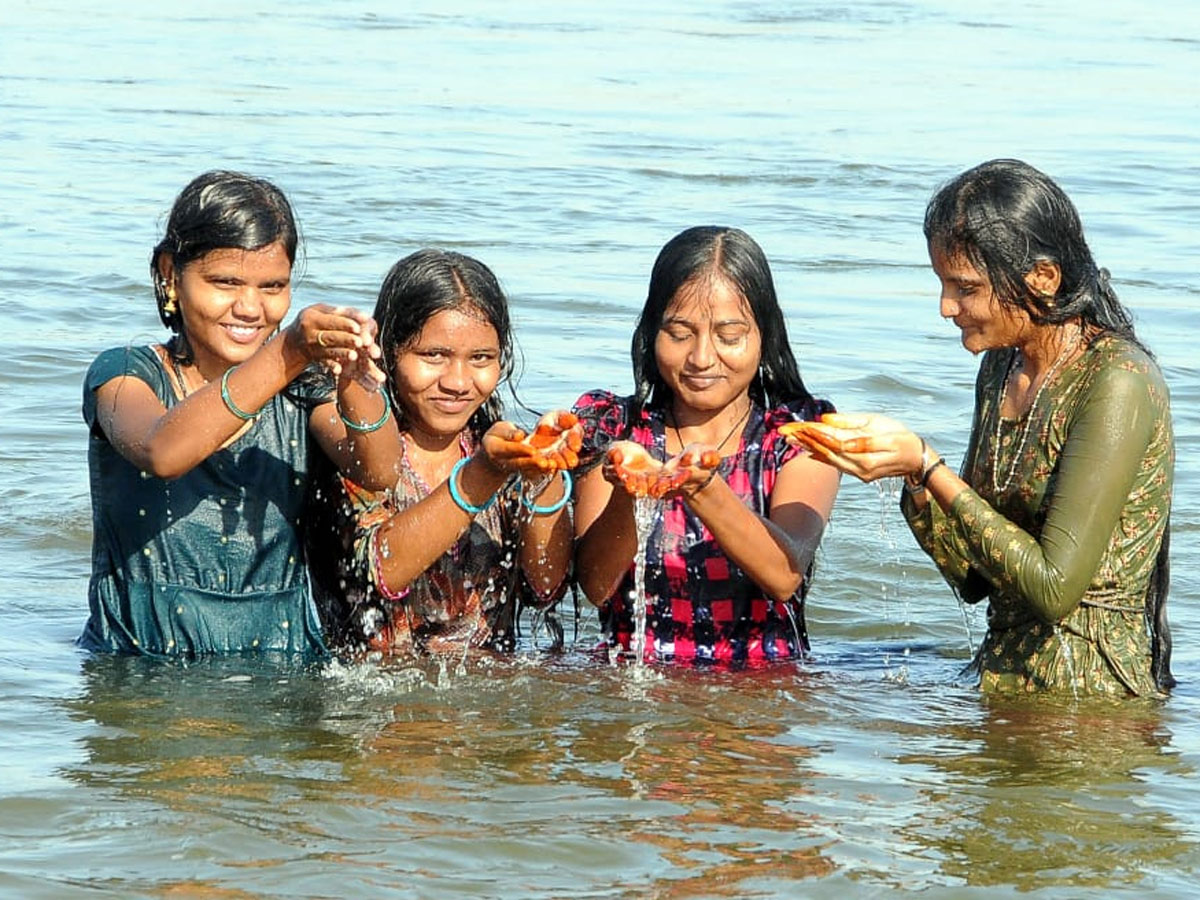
[1054,625,1081,702]
[628,495,660,669]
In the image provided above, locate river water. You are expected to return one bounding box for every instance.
[2,1,1198,896]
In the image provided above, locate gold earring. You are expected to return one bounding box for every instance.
[163,285,177,316]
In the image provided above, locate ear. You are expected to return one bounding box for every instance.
[1024,259,1062,300]
[156,253,176,290]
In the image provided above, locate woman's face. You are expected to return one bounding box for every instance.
[654,275,761,417]
[165,241,292,376]
[392,305,501,440]
[931,246,1032,354]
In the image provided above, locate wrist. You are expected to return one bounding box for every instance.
[448,455,507,515]
[910,437,946,487]
[277,322,312,377]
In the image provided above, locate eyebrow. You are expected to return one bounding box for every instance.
[662,315,750,327]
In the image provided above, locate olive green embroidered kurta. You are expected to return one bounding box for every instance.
[902,336,1173,696]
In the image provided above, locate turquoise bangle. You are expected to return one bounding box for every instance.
[447,456,498,515]
[521,470,572,515]
[220,367,257,421]
[340,390,391,434]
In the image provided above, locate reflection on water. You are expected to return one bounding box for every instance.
[899,695,1196,893]
[44,653,1199,897]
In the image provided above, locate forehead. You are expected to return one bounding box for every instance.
[929,245,987,282]
[193,242,290,270]
[665,274,752,321]
[412,305,499,345]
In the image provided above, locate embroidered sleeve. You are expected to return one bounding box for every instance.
[932,359,1162,622]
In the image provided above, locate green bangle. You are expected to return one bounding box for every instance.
[340,391,391,433]
[220,367,257,421]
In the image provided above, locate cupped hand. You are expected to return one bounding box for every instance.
[779,413,923,482]
[289,304,386,388]
[604,441,721,499]
[482,410,583,476]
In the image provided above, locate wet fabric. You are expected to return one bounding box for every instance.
[572,389,835,665]
[902,336,1174,696]
[307,431,564,655]
[80,345,329,659]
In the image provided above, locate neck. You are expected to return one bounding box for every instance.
[1017,321,1079,376]
[668,396,752,449]
[403,423,467,457]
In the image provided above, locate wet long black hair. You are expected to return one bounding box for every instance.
[629,226,814,419]
[373,249,514,440]
[926,159,1172,690]
[150,171,299,360]
[923,158,1141,348]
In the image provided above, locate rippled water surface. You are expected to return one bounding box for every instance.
[2,1,1199,896]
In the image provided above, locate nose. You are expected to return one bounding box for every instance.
[440,358,471,393]
[687,332,717,369]
[939,291,959,320]
[231,288,263,319]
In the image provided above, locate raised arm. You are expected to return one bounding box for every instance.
[95,305,381,480]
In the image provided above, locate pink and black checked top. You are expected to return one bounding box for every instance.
[572,389,835,666]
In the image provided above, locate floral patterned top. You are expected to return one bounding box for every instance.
[306,433,564,655]
[573,389,835,665]
[902,335,1174,697]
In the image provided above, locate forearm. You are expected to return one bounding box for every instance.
[324,382,402,491]
[518,472,573,600]
[373,454,510,593]
[574,487,638,606]
[685,477,806,602]
[901,479,989,602]
[120,332,309,478]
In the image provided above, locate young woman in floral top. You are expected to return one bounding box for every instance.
[307,250,579,654]
[572,226,840,665]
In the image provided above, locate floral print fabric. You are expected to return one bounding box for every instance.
[903,336,1174,696]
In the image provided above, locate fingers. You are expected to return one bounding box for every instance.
[516,410,584,470]
[819,412,871,429]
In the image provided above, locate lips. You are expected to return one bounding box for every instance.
[430,396,473,414]
[222,323,265,345]
[680,374,722,391]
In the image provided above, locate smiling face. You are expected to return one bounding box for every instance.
[653,274,762,420]
[161,241,292,377]
[391,305,501,442]
[930,246,1033,354]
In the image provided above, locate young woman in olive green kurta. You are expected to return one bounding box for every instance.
[902,335,1173,696]
[781,159,1174,698]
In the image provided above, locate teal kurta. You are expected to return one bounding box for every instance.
[902,335,1173,697]
[80,345,328,658]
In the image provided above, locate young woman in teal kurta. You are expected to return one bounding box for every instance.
[80,171,400,658]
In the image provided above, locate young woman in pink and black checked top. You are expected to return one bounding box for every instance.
[572,226,840,666]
